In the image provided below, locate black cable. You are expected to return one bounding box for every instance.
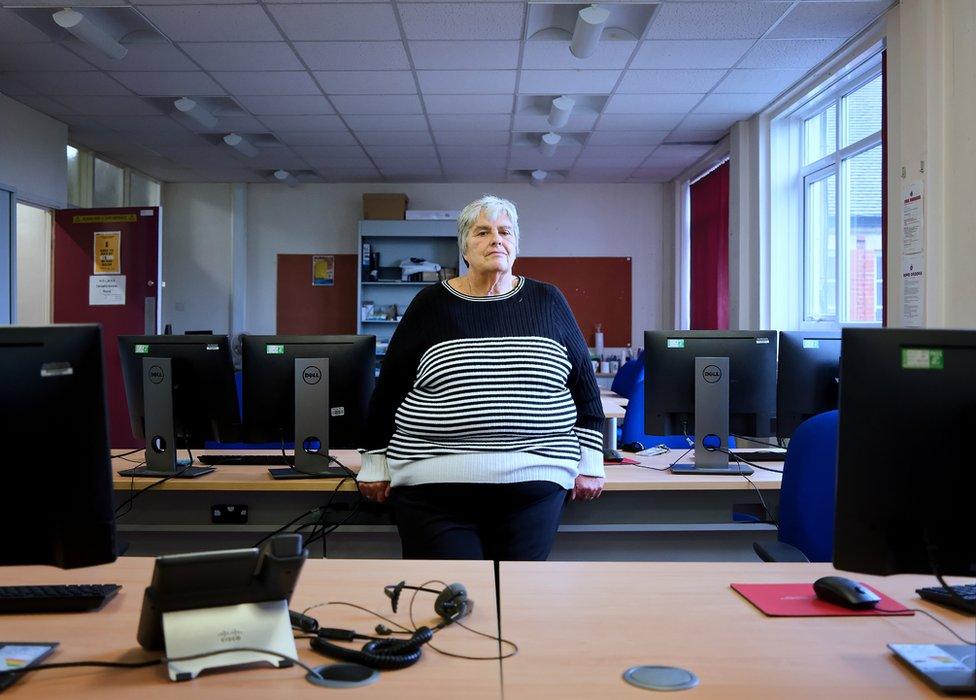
[874,607,974,646]
[113,447,144,458]
[114,464,192,519]
[708,446,783,474]
[252,506,324,548]
[730,433,786,450]
[668,446,693,468]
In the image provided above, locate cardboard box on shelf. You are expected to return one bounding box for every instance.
[363,193,408,220]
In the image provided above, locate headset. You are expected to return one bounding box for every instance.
[299,581,472,670]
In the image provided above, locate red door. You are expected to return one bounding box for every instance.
[52,207,161,448]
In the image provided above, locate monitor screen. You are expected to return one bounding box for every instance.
[0,325,117,569]
[241,335,375,448]
[776,331,841,440]
[643,330,778,437]
[118,334,242,447]
[834,328,975,577]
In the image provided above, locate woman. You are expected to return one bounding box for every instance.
[357,195,605,560]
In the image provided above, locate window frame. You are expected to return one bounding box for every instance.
[67,143,161,210]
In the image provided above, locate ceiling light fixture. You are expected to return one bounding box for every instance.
[223,133,258,158]
[531,169,548,188]
[52,8,127,61]
[273,169,298,188]
[570,4,610,59]
[548,95,575,129]
[173,97,217,129]
[540,132,561,157]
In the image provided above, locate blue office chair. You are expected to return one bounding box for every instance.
[610,350,644,399]
[619,377,735,450]
[753,410,839,563]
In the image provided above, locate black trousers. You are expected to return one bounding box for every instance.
[390,481,568,561]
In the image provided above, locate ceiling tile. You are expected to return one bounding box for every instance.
[179,42,303,71]
[605,93,702,114]
[508,147,578,170]
[417,70,515,95]
[428,114,510,131]
[0,44,93,71]
[315,71,416,95]
[211,71,320,95]
[423,94,512,114]
[273,131,358,146]
[617,69,725,94]
[521,40,636,70]
[646,2,792,40]
[344,114,430,131]
[442,157,507,169]
[332,94,423,115]
[437,146,508,160]
[738,38,846,69]
[567,169,634,183]
[257,114,346,131]
[293,146,368,160]
[74,43,199,72]
[679,113,748,131]
[442,167,507,182]
[55,95,161,115]
[202,115,267,132]
[666,128,727,143]
[518,70,621,94]
[10,95,75,115]
[268,4,400,41]
[409,41,519,70]
[138,5,283,42]
[694,93,776,114]
[652,143,713,162]
[293,41,409,70]
[580,145,656,160]
[398,3,524,40]
[768,1,891,39]
[595,113,683,131]
[714,68,807,94]
[0,9,53,42]
[630,39,754,70]
[235,95,335,115]
[585,131,668,146]
[434,131,509,146]
[11,71,130,95]
[365,145,438,159]
[306,156,376,168]
[110,71,224,96]
[355,130,432,146]
[512,113,597,131]
[0,74,36,95]
[373,156,441,169]
[94,114,190,133]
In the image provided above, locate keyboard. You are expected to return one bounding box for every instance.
[0,584,121,613]
[198,454,292,466]
[916,584,976,615]
[730,449,787,462]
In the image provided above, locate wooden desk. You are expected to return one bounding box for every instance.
[499,561,974,699]
[1,558,500,699]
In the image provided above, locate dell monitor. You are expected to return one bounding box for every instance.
[118,334,242,478]
[0,325,117,569]
[241,335,375,479]
[776,331,841,441]
[834,328,975,694]
[644,330,778,475]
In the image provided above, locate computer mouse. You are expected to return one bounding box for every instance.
[603,448,624,462]
[813,576,881,609]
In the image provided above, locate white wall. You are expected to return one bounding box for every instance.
[0,93,67,208]
[161,182,671,347]
[15,203,51,324]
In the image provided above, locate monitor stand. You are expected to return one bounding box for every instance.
[118,357,214,479]
[268,358,348,481]
[669,357,753,476]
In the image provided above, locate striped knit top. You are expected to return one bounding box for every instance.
[358,276,606,489]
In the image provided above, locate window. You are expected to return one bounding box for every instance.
[795,63,883,326]
[67,144,160,209]
[93,157,124,208]
[129,171,161,207]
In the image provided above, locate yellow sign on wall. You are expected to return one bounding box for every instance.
[312,255,334,286]
[93,231,121,274]
[73,214,137,224]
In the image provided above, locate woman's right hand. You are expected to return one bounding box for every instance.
[358,480,391,503]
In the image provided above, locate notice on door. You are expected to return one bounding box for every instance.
[93,231,121,274]
[89,275,126,305]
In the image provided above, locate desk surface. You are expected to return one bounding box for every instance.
[112,449,782,493]
[1,557,500,699]
[499,561,973,699]
[600,396,627,418]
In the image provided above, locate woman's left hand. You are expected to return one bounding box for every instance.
[571,475,605,501]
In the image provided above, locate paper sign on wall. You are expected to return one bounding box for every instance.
[312,255,334,286]
[901,257,924,327]
[902,182,924,255]
[93,231,121,274]
[89,275,126,305]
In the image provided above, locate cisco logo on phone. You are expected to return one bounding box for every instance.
[302,366,322,385]
[702,364,722,384]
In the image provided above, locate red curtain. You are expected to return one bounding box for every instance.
[690,161,730,329]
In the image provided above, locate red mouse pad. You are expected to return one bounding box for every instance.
[730,583,914,617]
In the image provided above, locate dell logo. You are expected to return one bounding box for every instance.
[303,366,322,385]
[148,365,165,384]
[702,364,722,383]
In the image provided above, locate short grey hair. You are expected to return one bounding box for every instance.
[456,195,520,264]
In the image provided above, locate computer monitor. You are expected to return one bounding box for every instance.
[643,330,778,474]
[776,331,841,441]
[0,325,117,569]
[241,335,375,479]
[118,334,242,477]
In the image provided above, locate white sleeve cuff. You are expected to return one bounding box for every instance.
[357,451,391,482]
[577,446,606,478]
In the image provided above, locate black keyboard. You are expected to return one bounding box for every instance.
[730,449,787,462]
[198,454,292,465]
[916,584,976,615]
[0,584,121,613]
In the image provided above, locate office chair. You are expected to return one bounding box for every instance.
[610,350,644,399]
[619,377,735,450]
[753,410,839,563]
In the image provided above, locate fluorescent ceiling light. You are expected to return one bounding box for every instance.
[273,169,298,188]
[173,97,217,129]
[53,8,127,61]
[531,169,548,188]
[223,133,258,158]
[548,95,575,129]
[570,4,610,59]
[540,132,561,157]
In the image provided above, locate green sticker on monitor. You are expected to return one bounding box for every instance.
[667,339,685,349]
[901,348,944,370]
[135,344,149,354]
[803,339,820,349]
[266,344,285,355]
[206,344,219,351]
